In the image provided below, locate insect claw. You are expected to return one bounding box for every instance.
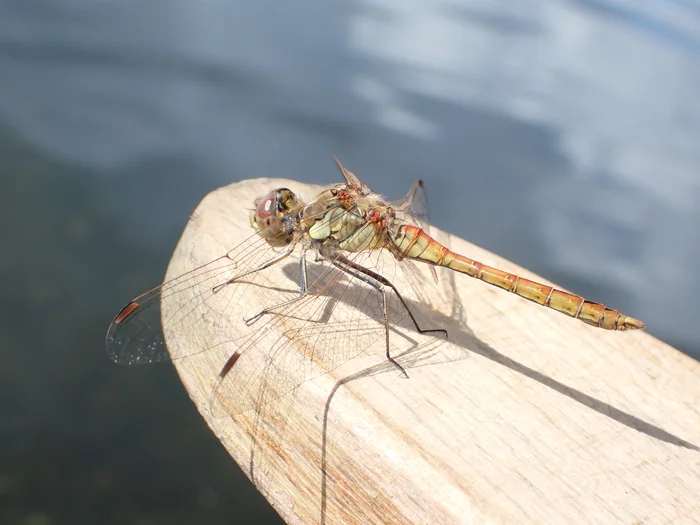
[244,312,264,326]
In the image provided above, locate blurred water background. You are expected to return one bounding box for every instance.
[1,0,698,523]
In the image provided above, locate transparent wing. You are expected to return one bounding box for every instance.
[391,177,466,324]
[105,222,297,365]
[206,243,446,417]
[394,178,430,225]
[106,193,445,417]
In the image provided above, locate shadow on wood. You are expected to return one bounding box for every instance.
[163,178,700,525]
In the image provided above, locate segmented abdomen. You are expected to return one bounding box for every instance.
[393,224,644,331]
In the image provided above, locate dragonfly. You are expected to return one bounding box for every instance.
[106,158,644,414]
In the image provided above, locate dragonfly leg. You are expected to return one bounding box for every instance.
[322,251,448,378]
[323,256,407,378]
[243,245,310,325]
[213,242,296,294]
[328,253,447,338]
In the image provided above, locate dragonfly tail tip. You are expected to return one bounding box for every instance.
[622,316,645,331]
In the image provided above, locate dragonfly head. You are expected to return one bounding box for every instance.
[250,188,303,247]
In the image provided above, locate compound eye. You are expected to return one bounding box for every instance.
[255,191,277,220]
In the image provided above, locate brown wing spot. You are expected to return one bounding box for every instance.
[219,351,242,379]
[114,301,140,324]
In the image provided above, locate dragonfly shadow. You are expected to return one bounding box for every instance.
[311,270,698,524]
[226,258,697,525]
[276,260,456,343]
[298,258,699,448]
[282,258,691,448]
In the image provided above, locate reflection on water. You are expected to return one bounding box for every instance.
[1,0,698,523]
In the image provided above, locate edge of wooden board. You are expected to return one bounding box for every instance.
[164,177,700,525]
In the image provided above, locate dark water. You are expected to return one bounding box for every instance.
[1,1,698,524]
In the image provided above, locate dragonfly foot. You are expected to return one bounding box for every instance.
[389,356,409,379]
[244,311,266,326]
[212,278,236,294]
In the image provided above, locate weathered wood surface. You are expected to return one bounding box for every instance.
[163,178,700,525]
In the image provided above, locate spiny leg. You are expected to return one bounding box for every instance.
[327,252,447,338]
[243,245,311,325]
[322,251,447,378]
[324,256,406,377]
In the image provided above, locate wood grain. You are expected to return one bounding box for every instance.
[162,178,700,525]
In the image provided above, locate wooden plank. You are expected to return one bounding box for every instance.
[163,177,700,525]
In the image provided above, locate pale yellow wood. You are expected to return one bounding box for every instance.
[163,178,700,525]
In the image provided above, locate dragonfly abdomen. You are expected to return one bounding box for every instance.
[393,224,644,331]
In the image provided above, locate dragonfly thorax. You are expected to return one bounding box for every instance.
[306,205,385,252]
